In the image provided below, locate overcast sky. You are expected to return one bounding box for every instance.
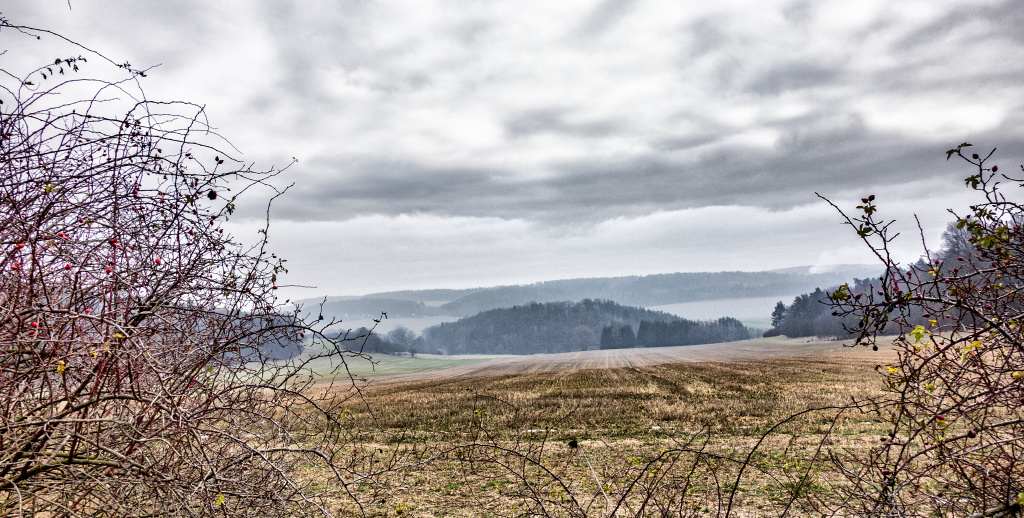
[6,1,1024,297]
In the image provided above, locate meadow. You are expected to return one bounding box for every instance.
[313,338,897,517]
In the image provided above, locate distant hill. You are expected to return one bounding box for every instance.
[316,297,435,319]
[296,265,881,320]
[420,299,754,355]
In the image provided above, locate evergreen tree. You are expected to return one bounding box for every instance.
[771,301,787,328]
[600,325,616,349]
[618,325,637,348]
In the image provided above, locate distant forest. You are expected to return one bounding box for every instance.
[763,276,933,339]
[764,224,969,339]
[405,299,755,355]
[602,317,751,350]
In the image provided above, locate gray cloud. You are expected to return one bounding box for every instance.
[265,124,1024,226]
[504,109,622,139]
[686,18,726,58]
[578,0,639,36]
[9,1,1024,289]
[745,61,841,96]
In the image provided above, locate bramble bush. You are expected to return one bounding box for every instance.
[824,143,1024,517]
[0,14,395,518]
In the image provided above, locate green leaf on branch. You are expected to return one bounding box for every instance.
[829,284,851,302]
[910,325,926,343]
[947,142,973,160]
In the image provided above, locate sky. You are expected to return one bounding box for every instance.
[5,1,1024,298]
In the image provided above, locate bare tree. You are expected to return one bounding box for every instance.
[939,220,975,262]
[386,326,417,351]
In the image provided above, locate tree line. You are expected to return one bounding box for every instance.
[764,222,972,339]
[339,299,756,355]
[419,299,750,355]
[600,317,752,349]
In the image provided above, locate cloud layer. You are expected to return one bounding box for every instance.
[7,0,1024,294]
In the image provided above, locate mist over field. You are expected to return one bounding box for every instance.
[295,264,882,356]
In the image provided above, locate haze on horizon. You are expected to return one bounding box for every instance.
[7,1,1024,298]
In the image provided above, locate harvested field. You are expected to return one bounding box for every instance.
[313,338,899,517]
[353,336,883,381]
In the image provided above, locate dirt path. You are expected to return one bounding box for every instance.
[371,337,884,382]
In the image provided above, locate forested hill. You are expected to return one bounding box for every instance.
[306,266,881,319]
[420,299,755,355]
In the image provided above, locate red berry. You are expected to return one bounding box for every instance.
[992,165,998,172]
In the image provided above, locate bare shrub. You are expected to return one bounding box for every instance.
[823,144,1024,517]
[0,16,392,517]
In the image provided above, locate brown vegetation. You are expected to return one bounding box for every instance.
[312,345,894,517]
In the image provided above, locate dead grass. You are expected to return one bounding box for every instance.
[315,341,898,517]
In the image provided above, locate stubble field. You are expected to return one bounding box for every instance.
[310,338,898,517]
